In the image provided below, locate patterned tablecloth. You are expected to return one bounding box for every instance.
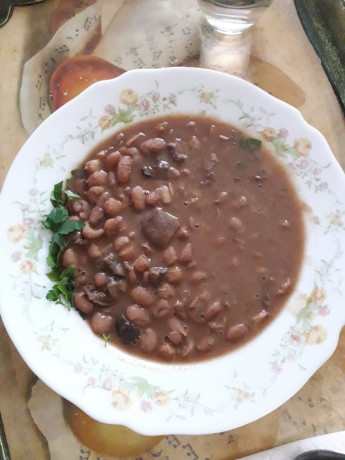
[0,0,345,458]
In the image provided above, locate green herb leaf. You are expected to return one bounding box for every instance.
[240,137,262,152]
[50,181,64,207]
[44,181,85,311]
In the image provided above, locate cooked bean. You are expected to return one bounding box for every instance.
[181,337,195,357]
[73,291,94,314]
[90,312,113,334]
[140,138,166,155]
[227,323,248,342]
[205,301,222,320]
[131,286,154,307]
[104,198,123,216]
[114,235,130,252]
[85,159,101,174]
[61,248,78,268]
[118,243,135,261]
[87,170,107,187]
[168,317,187,343]
[98,191,111,207]
[179,243,193,264]
[87,242,102,259]
[116,155,132,184]
[151,299,172,318]
[167,266,183,284]
[251,309,269,323]
[191,270,208,283]
[126,304,150,326]
[89,206,104,225]
[104,216,122,236]
[140,328,158,353]
[93,272,109,288]
[145,189,160,206]
[196,336,214,352]
[159,342,176,360]
[82,224,104,240]
[125,132,144,147]
[130,185,146,210]
[163,246,177,266]
[107,171,116,187]
[87,186,104,204]
[229,216,245,233]
[104,151,120,171]
[159,185,172,204]
[157,283,175,299]
[232,195,248,208]
[133,254,150,272]
[189,136,200,150]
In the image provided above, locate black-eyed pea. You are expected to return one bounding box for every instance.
[227,323,248,342]
[87,170,107,187]
[104,216,123,236]
[87,242,102,259]
[73,291,94,314]
[90,312,114,335]
[167,266,183,284]
[126,304,150,326]
[116,155,132,184]
[104,197,123,216]
[130,286,154,308]
[141,328,158,353]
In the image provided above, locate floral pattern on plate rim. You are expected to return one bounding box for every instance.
[5,80,345,419]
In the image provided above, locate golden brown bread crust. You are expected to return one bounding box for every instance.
[49,55,126,111]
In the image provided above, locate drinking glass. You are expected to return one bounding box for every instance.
[197,0,273,35]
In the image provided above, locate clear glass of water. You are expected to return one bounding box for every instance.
[197,0,273,35]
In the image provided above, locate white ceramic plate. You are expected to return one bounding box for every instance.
[1,68,345,435]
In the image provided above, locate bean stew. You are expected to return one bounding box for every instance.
[60,114,305,363]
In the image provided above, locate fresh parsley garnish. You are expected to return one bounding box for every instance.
[240,137,262,152]
[44,181,84,310]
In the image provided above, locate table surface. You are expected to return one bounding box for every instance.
[0,0,345,459]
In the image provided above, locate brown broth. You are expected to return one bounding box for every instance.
[63,114,305,363]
